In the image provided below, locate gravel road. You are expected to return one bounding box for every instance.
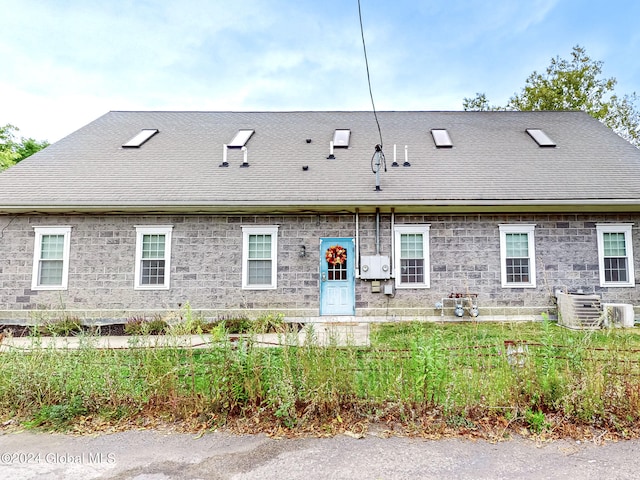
[0,429,638,479]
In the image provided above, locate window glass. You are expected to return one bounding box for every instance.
[135,226,172,289]
[597,226,633,286]
[242,226,279,289]
[32,227,71,290]
[394,225,430,288]
[499,225,536,288]
[400,233,425,284]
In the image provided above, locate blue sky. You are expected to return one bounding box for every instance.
[1,0,639,142]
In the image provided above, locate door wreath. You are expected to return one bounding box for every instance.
[325,245,347,265]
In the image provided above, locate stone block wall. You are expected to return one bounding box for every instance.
[0,212,638,322]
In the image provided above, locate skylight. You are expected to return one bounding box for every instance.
[333,129,351,148]
[122,129,159,148]
[526,129,556,147]
[431,129,452,148]
[228,129,255,148]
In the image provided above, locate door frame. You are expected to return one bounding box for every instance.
[319,237,356,316]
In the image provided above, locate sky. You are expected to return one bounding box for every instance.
[1,0,639,143]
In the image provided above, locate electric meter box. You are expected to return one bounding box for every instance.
[360,255,391,280]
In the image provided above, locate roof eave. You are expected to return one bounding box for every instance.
[2,199,640,215]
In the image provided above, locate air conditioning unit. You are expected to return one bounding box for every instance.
[602,303,635,328]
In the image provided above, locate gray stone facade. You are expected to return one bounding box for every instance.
[0,213,638,323]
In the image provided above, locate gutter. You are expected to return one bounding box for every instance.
[2,199,640,215]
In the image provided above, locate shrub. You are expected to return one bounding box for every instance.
[44,316,83,336]
[124,316,168,335]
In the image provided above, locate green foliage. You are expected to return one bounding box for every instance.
[26,397,87,430]
[525,408,551,434]
[0,124,49,171]
[216,314,252,334]
[2,321,640,435]
[463,45,640,147]
[124,316,168,335]
[38,316,83,336]
[253,312,286,334]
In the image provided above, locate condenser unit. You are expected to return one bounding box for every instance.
[602,303,635,328]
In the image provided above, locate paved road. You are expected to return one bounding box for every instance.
[0,430,639,479]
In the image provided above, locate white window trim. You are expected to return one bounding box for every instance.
[31,226,72,291]
[394,224,431,289]
[242,225,279,290]
[596,223,635,287]
[499,224,536,288]
[134,225,173,290]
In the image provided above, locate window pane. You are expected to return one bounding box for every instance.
[401,234,423,258]
[248,259,272,285]
[142,234,165,259]
[603,232,626,257]
[40,235,64,260]
[249,234,271,259]
[399,233,425,284]
[604,257,628,282]
[401,258,424,283]
[39,260,63,285]
[506,258,530,283]
[506,233,528,258]
[141,259,165,285]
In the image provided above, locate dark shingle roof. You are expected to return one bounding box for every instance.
[1,110,639,213]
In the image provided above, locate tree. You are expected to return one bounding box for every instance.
[0,124,49,171]
[463,46,640,147]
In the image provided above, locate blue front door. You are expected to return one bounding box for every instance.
[320,238,355,316]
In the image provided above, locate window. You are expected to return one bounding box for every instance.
[394,225,430,288]
[499,224,536,288]
[31,226,72,290]
[333,129,351,147]
[431,129,453,148]
[134,226,173,289]
[228,129,254,148]
[526,128,556,147]
[596,224,635,287]
[242,225,279,289]
[122,129,158,148]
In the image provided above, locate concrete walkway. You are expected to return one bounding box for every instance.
[0,323,370,351]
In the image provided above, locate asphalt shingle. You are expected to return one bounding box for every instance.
[1,110,639,213]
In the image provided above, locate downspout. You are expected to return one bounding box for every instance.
[390,208,395,277]
[355,209,360,276]
[375,207,380,255]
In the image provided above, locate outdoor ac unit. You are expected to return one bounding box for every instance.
[602,303,635,328]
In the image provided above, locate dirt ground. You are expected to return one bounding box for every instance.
[1,429,639,479]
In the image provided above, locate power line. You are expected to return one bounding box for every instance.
[357,0,383,148]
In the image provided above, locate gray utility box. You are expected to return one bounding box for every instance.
[360,255,391,280]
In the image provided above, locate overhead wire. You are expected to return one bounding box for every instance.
[357,0,383,149]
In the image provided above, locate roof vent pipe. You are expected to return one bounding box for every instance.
[391,144,399,167]
[327,141,335,159]
[403,145,411,167]
[240,146,249,167]
[220,144,229,167]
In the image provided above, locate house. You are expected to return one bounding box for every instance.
[0,110,639,324]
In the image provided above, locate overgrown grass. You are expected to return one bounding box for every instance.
[1,319,640,438]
